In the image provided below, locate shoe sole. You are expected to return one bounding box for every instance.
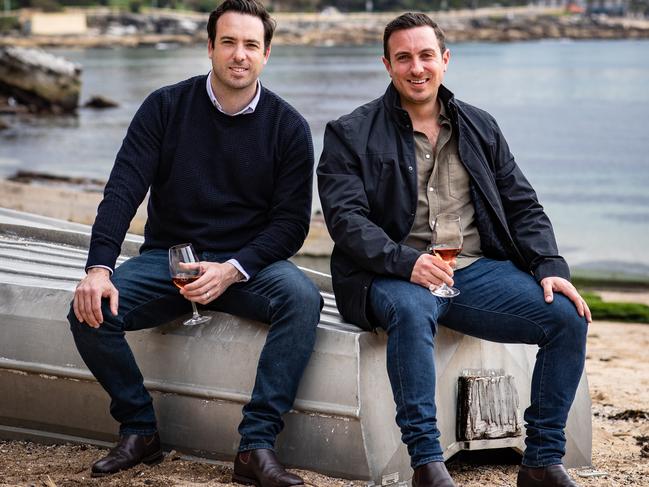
[91,451,164,478]
[231,473,305,487]
[232,473,259,486]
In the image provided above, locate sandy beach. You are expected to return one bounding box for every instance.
[1,319,647,486]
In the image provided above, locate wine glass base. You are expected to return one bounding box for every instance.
[431,286,460,298]
[183,315,212,326]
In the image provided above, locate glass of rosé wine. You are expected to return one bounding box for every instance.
[428,213,463,298]
[169,243,212,326]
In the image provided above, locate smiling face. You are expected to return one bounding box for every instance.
[382,25,450,112]
[208,11,270,95]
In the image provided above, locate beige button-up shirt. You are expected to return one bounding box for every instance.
[404,102,482,270]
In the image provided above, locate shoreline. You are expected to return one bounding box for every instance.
[1,7,649,48]
[1,177,648,287]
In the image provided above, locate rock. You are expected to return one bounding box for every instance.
[83,95,119,109]
[0,46,81,113]
[0,118,8,130]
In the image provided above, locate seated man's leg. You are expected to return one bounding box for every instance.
[68,249,190,436]
[208,260,322,451]
[369,277,450,469]
[447,259,588,468]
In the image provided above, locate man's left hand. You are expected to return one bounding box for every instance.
[540,276,592,324]
[181,262,242,304]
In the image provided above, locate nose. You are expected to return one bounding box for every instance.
[233,43,246,62]
[411,58,424,76]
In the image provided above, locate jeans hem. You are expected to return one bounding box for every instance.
[412,455,445,469]
[119,427,157,436]
[521,459,563,468]
[238,442,275,452]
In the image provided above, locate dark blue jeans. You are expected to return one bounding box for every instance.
[68,250,322,452]
[368,258,588,469]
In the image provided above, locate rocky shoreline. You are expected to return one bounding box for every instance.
[1,7,649,48]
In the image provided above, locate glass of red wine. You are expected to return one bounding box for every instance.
[428,213,463,298]
[169,243,212,326]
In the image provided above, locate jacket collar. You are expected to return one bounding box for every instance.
[383,82,458,128]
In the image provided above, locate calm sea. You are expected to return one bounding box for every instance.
[1,40,648,277]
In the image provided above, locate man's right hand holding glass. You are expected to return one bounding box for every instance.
[410,253,455,291]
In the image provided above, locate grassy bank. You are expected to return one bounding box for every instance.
[581,291,649,324]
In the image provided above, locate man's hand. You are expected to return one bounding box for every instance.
[540,276,592,324]
[73,267,119,328]
[181,262,242,304]
[410,253,454,291]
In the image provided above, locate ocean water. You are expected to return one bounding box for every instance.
[1,40,648,276]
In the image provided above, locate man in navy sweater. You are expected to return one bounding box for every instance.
[68,0,321,483]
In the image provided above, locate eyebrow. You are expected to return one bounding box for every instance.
[394,48,437,57]
[219,35,261,45]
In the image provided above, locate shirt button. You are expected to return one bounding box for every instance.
[425,154,431,159]
[428,187,434,192]
[408,166,413,172]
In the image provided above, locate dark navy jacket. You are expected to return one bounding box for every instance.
[317,83,569,330]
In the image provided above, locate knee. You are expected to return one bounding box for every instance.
[67,300,122,337]
[286,277,322,323]
[547,300,588,350]
[273,268,322,327]
[385,298,437,338]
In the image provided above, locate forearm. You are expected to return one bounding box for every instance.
[231,215,309,278]
[327,213,421,279]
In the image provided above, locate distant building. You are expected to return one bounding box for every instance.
[28,13,88,36]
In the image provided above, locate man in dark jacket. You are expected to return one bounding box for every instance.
[318,12,591,487]
[68,0,320,483]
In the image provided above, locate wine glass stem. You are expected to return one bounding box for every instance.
[191,301,200,318]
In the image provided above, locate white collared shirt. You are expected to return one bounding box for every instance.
[206,70,261,116]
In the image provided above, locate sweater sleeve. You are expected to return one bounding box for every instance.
[85,90,166,271]
[230,115,314,278]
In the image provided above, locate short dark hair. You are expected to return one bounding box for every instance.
[207,0,276,51]
[383,13,446,60]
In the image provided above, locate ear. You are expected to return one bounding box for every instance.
[207,38,214,58]
[442,48,451,72]
[382,56,392,77]
[263,44,271,65]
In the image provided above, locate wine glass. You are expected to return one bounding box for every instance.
[428,213,463,298]
[169,243,212,326]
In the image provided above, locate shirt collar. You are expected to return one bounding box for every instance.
[206,71,261,116]
[438,98,450,125]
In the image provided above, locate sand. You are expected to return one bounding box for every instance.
[0,320,647,486]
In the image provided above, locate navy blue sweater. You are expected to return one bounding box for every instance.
[87,75,314,278]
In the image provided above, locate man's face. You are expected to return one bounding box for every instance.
[382,26,450,109]
[208,12,270,92]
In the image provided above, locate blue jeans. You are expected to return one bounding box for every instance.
[368,258,587,469]
[68,250,322,452]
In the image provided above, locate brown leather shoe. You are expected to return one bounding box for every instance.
[412,461,457,487]
[232,449,304,487]
[517,465,579,487]
[91,432,163,477]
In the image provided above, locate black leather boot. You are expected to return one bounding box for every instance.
[517,465,579,487]
[91,432,163,477]
[232,449,304,487]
